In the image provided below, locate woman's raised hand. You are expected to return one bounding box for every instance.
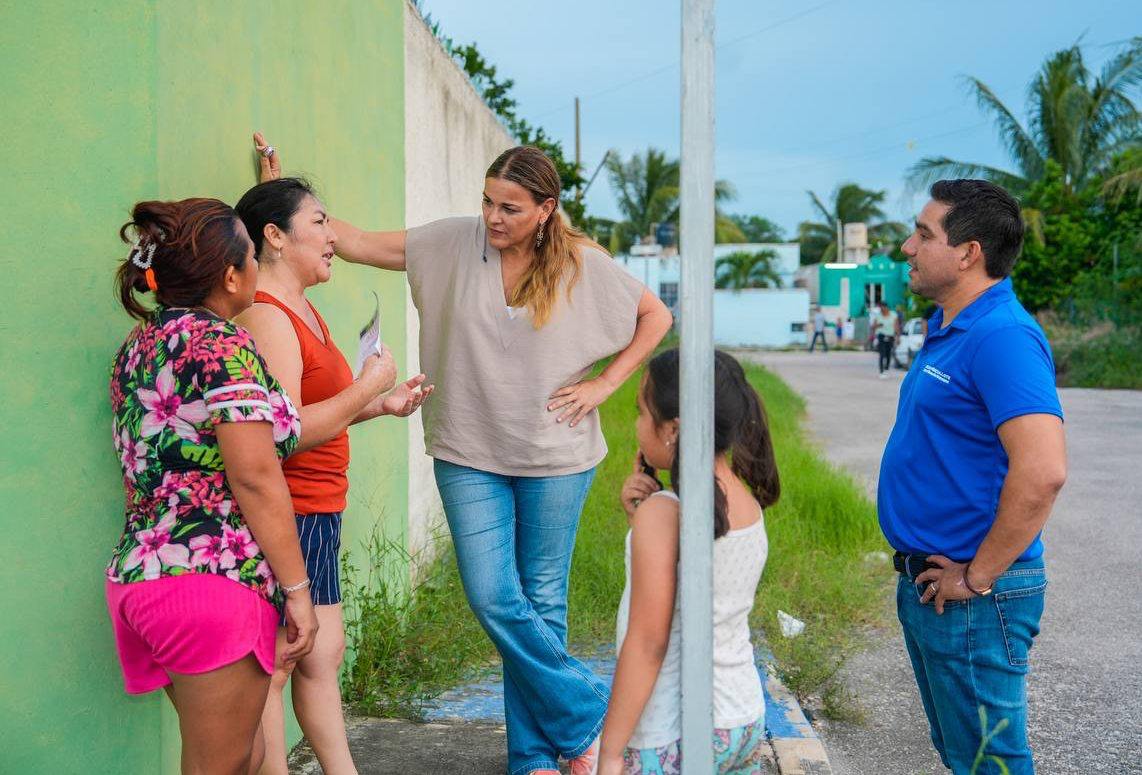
[253,131,282,183]
[379,374,434,417]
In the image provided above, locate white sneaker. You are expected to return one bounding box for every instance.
[879,372,887,379]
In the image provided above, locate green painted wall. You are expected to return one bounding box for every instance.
[0,2,406,771]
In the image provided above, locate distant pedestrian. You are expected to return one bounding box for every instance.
[872,301,898,377]
[809,307,828,353]
[880,179,1066,774]
[836,315,846,345]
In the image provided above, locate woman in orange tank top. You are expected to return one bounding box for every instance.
[235,175,433,775]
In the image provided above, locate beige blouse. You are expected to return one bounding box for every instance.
[406,216,645,477]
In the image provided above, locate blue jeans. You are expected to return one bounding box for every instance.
[434,460,609,775]
[897,558,1046,774]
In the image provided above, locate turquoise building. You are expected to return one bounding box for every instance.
[818,253,912,317]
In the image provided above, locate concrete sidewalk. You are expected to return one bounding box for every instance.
[289,646,829,774]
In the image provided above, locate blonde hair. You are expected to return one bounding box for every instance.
[486,146,607,328]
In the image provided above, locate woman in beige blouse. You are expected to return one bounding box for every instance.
[258,140,672,775]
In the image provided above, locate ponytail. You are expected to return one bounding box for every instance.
[727,363,780,510]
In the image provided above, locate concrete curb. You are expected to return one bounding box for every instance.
[425,644,831,775]
[761,660,834,774]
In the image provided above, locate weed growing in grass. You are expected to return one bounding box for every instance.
[970,706,1011,775]
[340,528,495,719]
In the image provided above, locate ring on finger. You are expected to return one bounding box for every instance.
[261,145,276,158]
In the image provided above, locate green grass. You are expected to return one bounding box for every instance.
[1045,320,1142,389]
[742,365,890,707]
[342,357,890,720]
[340,531,496,718]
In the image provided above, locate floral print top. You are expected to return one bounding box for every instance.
[107,307,301,611]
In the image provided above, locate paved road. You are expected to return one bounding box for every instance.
[742,350,1142,775]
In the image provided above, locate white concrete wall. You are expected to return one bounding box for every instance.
[712,289,811,348]
[621,243,801,290]
[618,255,808,347]
[403,2,514,573]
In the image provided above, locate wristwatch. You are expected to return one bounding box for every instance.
[963,564,994,596]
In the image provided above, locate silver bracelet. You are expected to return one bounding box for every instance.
[281,578,311,595]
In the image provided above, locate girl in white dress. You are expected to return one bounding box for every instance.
[598,349,781,775]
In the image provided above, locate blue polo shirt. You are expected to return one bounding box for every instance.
[878,278,1063,562]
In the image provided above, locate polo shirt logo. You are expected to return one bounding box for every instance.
[922,365,951,384]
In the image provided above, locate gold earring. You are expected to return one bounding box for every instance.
[535,221,546,249]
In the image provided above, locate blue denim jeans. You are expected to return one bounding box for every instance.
[897,558,1046,774]
[434,460,609,775]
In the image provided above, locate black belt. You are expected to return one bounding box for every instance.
[893,551,937,579]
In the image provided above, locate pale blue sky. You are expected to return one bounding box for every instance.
[419,0,1138,236]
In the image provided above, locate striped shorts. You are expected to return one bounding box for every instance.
[295,512,343,606]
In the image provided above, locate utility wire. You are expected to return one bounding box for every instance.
[531,0,841,120]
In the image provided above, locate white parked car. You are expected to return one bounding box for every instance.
[894,317,926,368]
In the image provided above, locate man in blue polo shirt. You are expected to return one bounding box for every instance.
[880,179,1066,774]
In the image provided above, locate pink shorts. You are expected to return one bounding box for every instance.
[105,574,278,694]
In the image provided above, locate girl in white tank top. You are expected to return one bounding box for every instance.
[596,349,782,775]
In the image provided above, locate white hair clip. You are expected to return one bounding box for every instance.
[130,239,156,270]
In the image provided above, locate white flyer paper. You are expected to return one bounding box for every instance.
[356,291,384,375]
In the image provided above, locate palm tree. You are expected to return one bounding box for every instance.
[715,250,783,290]
[797,183,908,265]
[605,148,741,251]
[906,38,1142,198]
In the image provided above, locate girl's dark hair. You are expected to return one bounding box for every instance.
[115,198,250,320]
[234,177,317,259]
[643,348,780,539]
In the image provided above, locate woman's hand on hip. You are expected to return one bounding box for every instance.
[548,376,616,428]
[253,131,282,183]
[280,591,319,666]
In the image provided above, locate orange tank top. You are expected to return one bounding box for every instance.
[254,291,354,514]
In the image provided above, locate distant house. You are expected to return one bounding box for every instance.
[619,243,810,348]
[818,252,911,319]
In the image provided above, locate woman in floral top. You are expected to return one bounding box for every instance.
[107,197,318,775]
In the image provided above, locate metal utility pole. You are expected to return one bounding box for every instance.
[679,0,715,772]
[575,96,582,206]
